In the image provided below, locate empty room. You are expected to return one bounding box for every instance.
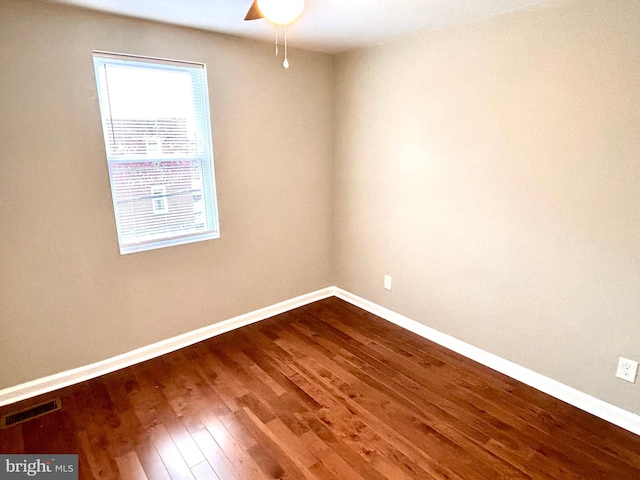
[1,0,639,478]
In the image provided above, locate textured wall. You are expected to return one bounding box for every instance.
[0,0,334,389]
[333,0,640,414]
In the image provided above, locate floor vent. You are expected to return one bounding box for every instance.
[1,399,61,429]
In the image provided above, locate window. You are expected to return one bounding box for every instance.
[151,186,168,215]
[92,52,220,254]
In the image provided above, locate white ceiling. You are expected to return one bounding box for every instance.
[44,0,550,53]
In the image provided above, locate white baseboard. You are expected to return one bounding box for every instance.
[0,287,335,408]
[2,285,638,438]
[334,288,640,437]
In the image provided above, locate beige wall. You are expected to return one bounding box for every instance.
[0,0,333,389]
[334,0,640,414]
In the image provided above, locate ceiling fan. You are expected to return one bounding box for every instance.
[243,0,305,68]
[243,0,305,25]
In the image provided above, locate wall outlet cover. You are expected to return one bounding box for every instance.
[383,275,392,291]
[616,357,638,383]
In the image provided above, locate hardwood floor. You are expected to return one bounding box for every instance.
[1,297,639,479]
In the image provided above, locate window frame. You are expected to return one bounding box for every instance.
[92,51,220,255]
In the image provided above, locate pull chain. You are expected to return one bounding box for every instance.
[275,26,279,57]
[283,25,289,69]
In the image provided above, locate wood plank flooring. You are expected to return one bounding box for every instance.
[1,297,639,479]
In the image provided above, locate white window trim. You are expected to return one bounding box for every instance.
[92,51,220,255]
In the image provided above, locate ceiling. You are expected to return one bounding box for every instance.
[44,0,551,54]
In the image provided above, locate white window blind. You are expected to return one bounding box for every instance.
[92,52,220,254]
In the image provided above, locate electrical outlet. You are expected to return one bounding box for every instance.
[383,275,392,291]
[616,357,638,383]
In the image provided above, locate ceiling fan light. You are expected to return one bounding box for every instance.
[257,0,304,25]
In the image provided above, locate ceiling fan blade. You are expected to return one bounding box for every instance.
[244,0,263,20]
